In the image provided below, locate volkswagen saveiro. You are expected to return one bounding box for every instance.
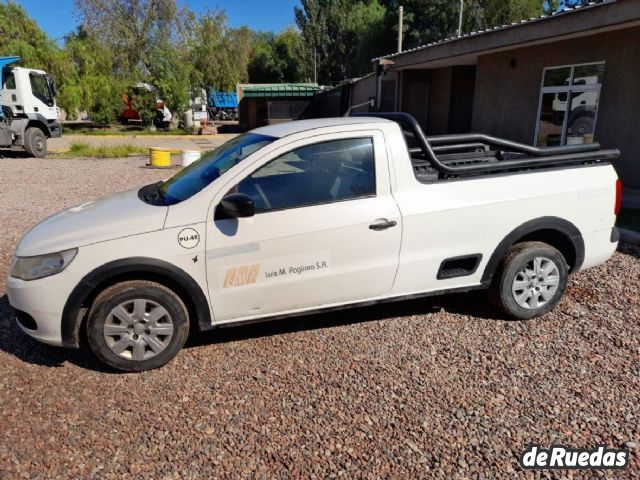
[7,113,622,371]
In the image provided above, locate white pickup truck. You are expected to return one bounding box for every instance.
[7,113,622,371]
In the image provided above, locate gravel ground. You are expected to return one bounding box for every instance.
[0,156,638,479]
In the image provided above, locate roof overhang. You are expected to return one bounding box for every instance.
[238,83,320,98]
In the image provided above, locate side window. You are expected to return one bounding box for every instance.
[237,137,375,212]
[29,73,52,106]
[3,70,16,90]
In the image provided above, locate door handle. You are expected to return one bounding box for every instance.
[369,218,397,231]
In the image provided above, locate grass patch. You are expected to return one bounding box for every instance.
[617,208,640,233]
[64,125,191,136]
[65,142,148,158]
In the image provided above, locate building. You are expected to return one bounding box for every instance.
[327,0,640,189]
[236,83,321,130]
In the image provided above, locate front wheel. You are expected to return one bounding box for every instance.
[489,241,568,320]
[86,280,190,371]
[23,127,47,158]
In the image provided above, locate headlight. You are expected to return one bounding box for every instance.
[11,248,77,281]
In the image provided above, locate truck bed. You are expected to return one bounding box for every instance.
[352,112,620,182]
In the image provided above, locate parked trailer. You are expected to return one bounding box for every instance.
[0,56,61,157]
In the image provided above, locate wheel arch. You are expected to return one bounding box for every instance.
[481,216,585,285]
[26,119,51,137]
[61,257,213,348]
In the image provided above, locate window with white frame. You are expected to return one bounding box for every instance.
[535,62,605,147]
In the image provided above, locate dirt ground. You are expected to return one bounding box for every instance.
[0,156,638,479]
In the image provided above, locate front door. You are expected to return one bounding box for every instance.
[205,132,402,322]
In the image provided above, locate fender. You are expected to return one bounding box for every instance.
[26,115,52,136]
[27,113,62,138]
[481,216,585,285]
[9,117,50,145]
[61,257,213,348]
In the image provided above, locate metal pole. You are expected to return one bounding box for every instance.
[397,6,403,53]
[314,47,317,84]
[458,0,464,36]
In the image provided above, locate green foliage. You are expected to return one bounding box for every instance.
[345,1,387,75]
[148,41,191,115]
[295,0,389,84]
[185,10,252,90]
[66,142,148,158]
[74,0,191,117]
[380,0,458,51]
[128,88,157,127]
[73,0,181,75]
[296,0,546,84]
[248,28,308,83]
[64,27,126,123]
[466,0,544,33]
[3,0,550,123]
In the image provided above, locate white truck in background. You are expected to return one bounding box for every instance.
[0,56,61,157]
[7,113,621,371]
[552,75,599,138]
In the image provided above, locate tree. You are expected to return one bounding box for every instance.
[248,28,308,83]
[147,39,191,116]
[471,0,544,32]
[345,1,387,74]
[64,27,124,123]
[74,0,196,117]
[381,0,459,50]
[380,0,544,50]
[73,0,181,75]
[295,0,389,85]
[183,10,253,91]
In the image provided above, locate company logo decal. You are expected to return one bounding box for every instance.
[219,251,331,289]
[177,228,200,249]
[223,264,260,288]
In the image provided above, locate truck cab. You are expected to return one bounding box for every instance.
[0,56,61,157]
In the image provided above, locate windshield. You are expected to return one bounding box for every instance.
[158,132,275,205]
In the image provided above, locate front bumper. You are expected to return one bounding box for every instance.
[6,271,76,347]
[48,120,62,138]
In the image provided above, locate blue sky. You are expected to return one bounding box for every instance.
[19,0,301,42]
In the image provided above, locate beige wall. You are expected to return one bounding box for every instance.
[472,26,640,188]
[350,74,376,112]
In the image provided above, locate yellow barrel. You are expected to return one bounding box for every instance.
[149,148,171,167]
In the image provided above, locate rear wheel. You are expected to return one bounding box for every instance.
[23,127,47,158]
[489,241,568,320]
[86,280,189,371]
[570,116,594,137]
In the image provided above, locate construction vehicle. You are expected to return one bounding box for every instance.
[0,56,61,157]
[207,89,238,121]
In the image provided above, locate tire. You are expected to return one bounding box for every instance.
[23,127,47,158]
[86,280,190,372]
[569,116,594,137]
[488,241,568,320]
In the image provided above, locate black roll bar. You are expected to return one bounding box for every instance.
[351,112,620,176]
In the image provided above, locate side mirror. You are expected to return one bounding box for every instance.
[218,193,254,218]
